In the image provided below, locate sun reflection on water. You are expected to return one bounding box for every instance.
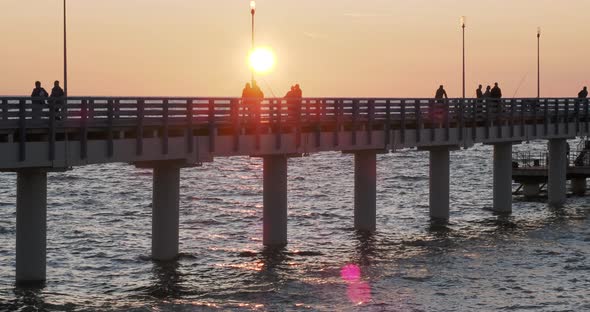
[340,264,371,305]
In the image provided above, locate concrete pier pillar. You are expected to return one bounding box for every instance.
[152,164,181,261]
[263,155,288,246]
[548,139,567,207]
[429,148,450,220]
[354,151,377,232]
[16,170,47,283]
[523,183,541,198]
[571,178,586,196]
[493,143,513,213]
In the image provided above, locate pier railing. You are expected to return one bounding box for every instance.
[1,97,588,131]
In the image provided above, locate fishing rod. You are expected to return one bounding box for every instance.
[512,72,528,98]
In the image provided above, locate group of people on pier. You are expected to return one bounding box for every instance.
[241,81,303,121]
[476,83,503,99]
[30,80,65,119]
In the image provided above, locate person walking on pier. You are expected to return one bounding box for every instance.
[31,81,48,120]
[476,84,483,98]
[50,80,65,120]
[578,86,588,99]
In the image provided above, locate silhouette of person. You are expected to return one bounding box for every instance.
[432,85,448,123]
[251,80,264,122]
[285,85,296,121]
[50,80,65,119]
[578,86,588,99]
[483,85,491,98]
[490,82,502,99]
[242,82,252,119]
[435,85,448,99]
[476,84,483,98]
[31,81,48,120]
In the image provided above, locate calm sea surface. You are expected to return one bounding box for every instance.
[0,141,589,311]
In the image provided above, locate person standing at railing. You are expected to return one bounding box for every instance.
[30,81,48,120]
[284,84,303,124]
[483,85,491,98]
[490,82,503,117]
[490,82,502,99]
[251,80,264,123]
[433,85,448,125]
[578,86,588,99]
[242,82,252,120]
[285,85,296,123]
[476,85,483,98]
[50,80,65,120]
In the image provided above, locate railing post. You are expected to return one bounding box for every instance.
[485,99,491,139]
[19,100,26,161]
[415,100,422,143]
[107,99,114,158]
[544,99,549,135]
[162,99,169,155]
[444,99,450,141]
[49,98,56,161]
[575,98,580,134]
[510,99,515,137]
[232,99,240,152]
[80,99,88,159]
[367,99,374,145]
[385,100,392,148]
[458,99,464,141]
[315,99,321,148]
[1,99,7,121]
[276,99,282,150]
[585,98,590,134]
[333,100,340,147]
[208,99,215,153]
[186,99,194,154]
[429,99,435,141]
[137,99,144,156]
[351,99,358,145]
[400,100,406,144]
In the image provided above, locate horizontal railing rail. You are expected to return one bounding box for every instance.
[1,97,588,130]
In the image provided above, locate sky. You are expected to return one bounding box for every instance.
[1,0,589,98]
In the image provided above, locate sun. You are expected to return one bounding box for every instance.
[249,47,276,74]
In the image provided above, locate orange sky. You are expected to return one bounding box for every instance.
[1,0,589,98]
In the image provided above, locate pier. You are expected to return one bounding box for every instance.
[0,96,586,283]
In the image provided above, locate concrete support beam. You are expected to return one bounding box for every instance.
[16,170,47,284]
[548,139,567,207]
[571,178,586,196]
[152,163,181,261]
[523,183,541,198]
[429,148,450,220]
[263,155,288,246]
[493,143,513,213]
[354,151,377,232]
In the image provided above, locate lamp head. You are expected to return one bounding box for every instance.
[460,16,466,28]
[537,27,541,38]
[250,1,256,13]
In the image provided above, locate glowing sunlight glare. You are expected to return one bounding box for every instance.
[249,47,276,74]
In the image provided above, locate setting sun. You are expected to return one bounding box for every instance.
[249,47,276,74]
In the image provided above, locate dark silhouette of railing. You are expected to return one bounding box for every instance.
[1,96,589,163]
[1,97,588,129]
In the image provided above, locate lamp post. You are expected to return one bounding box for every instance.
[63,0,68,97]
[461,16,466,99]
[537,27,541,98]
[250,0,256,84]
